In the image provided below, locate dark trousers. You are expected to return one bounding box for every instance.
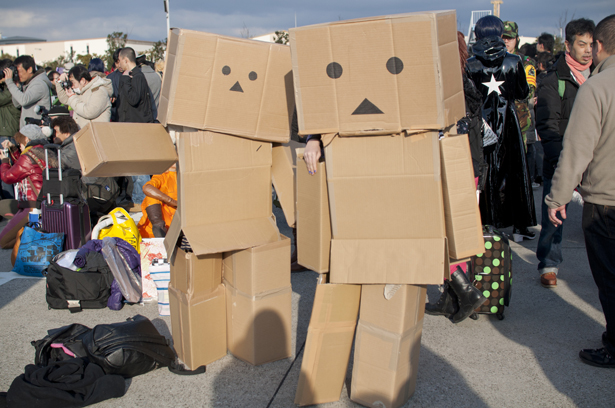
[536,177,566,272]
[582,203,615,354]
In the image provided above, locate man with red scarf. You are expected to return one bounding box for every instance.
[535,18,595,288]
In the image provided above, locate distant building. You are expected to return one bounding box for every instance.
[0,34,156,66]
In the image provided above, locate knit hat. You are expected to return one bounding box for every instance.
[14,124,49,146]
[502,21,519,38]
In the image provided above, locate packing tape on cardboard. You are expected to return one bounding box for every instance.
[222,279,291,300]
[354,320,423,371]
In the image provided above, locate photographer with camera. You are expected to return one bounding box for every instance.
[55,65,113,128]
[2,55,53,129]
[0,59,21,199]
[0,125,55,248]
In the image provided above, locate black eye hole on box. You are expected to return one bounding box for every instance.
[249,71,257,81]
[326,62,343,79]
[222,65,231,75]
[386,57,404,75]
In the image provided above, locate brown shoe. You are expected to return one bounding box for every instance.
[540,272,557,288]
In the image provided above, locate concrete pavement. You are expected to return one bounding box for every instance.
[1,187,615,407]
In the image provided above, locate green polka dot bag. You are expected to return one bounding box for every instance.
[468,226,512,320]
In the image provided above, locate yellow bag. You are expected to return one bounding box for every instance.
[97,207,142,254]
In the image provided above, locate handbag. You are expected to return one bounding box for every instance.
[12,226,65,277]
[97,207,142,253]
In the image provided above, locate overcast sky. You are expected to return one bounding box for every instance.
[0,1,611,43]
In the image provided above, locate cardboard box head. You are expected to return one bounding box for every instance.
[290,10,465,136]
[73,122,177,177]
[160,29,295,142]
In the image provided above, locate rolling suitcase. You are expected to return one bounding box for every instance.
[41,146,92,250]
[468,225,512,320]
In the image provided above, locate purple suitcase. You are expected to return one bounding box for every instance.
[41,147,92,250]
[42,201,91,250]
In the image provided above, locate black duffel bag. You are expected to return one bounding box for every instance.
[32,315,205,379]
[44,251,113,313]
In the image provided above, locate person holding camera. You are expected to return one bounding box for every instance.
[2,55,53,129]
[55,65,113,129]
[0,125,56,248]
[0,59,21,200]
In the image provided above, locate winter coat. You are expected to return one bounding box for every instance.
[60,135,81,170]
[106,69,122,122]
[546,55,615,209]
[535,54,580,179]
[56,75,113,128]
[466,35,536,229]
[118,66,153,123]
[5,68,53,128]
[0,142,58,207]
[0,85,20,137]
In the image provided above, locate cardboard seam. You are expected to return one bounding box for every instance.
[223,278,291,300]
[356,320,422,371]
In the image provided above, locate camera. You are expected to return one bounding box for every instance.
[59,80,72,90]
[0,65,20,83]
[24,105,51,127]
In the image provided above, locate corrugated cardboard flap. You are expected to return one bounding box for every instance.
[329,238,447,285]
[272,142,302,227]
[183,217,280,256]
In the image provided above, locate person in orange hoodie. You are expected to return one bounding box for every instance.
[137,164,177,238]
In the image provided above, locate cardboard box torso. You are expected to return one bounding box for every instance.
[160,28,295,142]
[164,130,280,257]
[325,132,448,284]
[290,11,464,136]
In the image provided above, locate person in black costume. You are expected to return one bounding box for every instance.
[465,15,537,241]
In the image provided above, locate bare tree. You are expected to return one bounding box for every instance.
[240,23,252,39]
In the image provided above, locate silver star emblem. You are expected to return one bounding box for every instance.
[482,74,504,95]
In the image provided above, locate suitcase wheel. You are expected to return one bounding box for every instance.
[469,313,479,320]
[496,312,505,321]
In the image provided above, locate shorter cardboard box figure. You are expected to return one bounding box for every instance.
[161,30,297,369]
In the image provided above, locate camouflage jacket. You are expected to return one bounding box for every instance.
[513,52,537,140]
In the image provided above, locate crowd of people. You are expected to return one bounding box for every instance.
[0,13,614,370]
[0,46,175,251]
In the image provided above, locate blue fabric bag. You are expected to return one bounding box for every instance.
[13,226,65,277]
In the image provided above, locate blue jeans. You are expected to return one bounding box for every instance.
[582,203,615,355]
[131,175,150,205]
[536,176,567,274]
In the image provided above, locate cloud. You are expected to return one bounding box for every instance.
[0,9,48,29]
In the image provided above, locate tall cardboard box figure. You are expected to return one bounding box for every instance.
[290,11,480,408]
[161,29,296,368]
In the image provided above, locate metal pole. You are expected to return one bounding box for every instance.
[166,0,170,37]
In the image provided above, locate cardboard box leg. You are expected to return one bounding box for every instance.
[294,282,361,406]
[351,284,426,408]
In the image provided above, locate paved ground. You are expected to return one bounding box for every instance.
[1,187,615,407]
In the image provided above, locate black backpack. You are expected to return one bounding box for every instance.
[44,251,113,313]
[81,176,120,217]
[32,315,205,378]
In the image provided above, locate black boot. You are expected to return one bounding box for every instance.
[449,266,487,323]
[425,280,459,318]
[146,204,167,238]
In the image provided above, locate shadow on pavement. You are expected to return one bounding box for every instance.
[0,278,41,310]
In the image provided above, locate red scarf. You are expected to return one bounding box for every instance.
[565,52,592,85]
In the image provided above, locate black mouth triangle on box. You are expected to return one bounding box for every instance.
[352,98,384,115]
[230,81,244,93]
